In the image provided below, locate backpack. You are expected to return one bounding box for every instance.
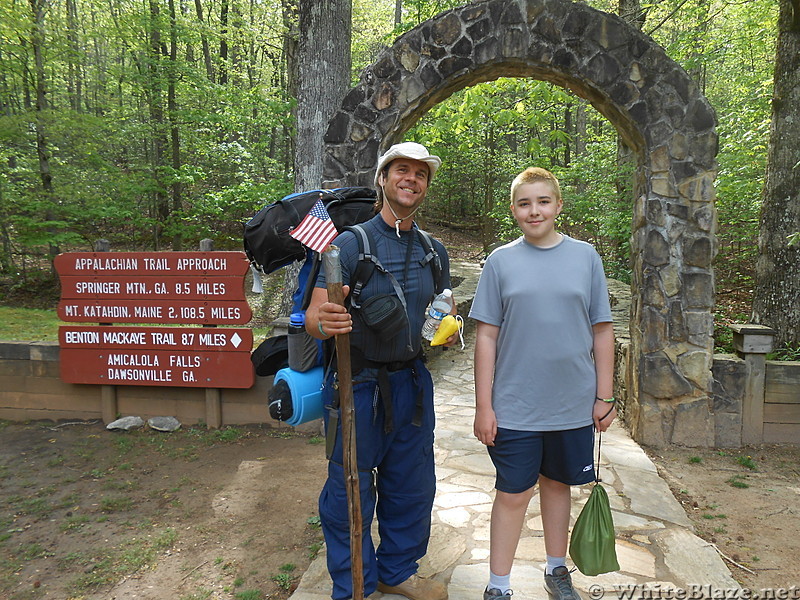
[344,223,443,311]
[249,221,443,376]
[243,187,377,275]
[292,221,443,312]
[246,187,445,422]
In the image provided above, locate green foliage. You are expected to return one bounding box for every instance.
[0,307,61,341]
[766,344,800,362]
[352,0,395,76]
[713,309,750,354]
[727,475,750,489]
[212,427,244,443]
[308,541,323,559]
[736,455,758,471]
[393,0,466,32]
[411,77,632,278]
[0,0,294,270]
[0,0,783,355]
[306,516,321,529]
[271,572,293,590]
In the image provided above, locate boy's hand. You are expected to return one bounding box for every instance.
[593,399,616,432]
[474,406,498,446]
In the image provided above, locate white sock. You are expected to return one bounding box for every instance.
[488,571,511,593]
[545,555,566,575]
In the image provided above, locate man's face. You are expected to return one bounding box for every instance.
[378,158,430,216]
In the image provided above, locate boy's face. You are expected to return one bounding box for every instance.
[510,181,563,247]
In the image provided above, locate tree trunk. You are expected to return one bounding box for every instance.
[29,0,59,265]
[279,0,351,317]
[167,0,183,250]
[618,0,645,29]
[294,0,351,191]
[66,0,83,112]
[687,0,710,93]
[194,0,215,82]
[219,0,229,85]
[0,49,11,115]
[574,100,587,194]
[148,0,169,250]
[479,123,497,252]
[563,105,571,167]
[280,0,298,172]
[752,0,800,349]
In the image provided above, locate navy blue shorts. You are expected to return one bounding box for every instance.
[487,425,596,493]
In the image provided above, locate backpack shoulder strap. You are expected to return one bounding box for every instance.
[415,228,443,294]
[345,224,442,309]
[344,224,380,310]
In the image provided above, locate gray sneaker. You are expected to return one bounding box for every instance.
[484,587,513,599]
[544,566,582,600]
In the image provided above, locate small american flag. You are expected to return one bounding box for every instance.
[290,196,339,253]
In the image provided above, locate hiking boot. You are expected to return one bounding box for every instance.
[544,566,582,600]
[484,586,514,599]
[377,574,448,600]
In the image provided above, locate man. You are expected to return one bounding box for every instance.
[306,142,455,600]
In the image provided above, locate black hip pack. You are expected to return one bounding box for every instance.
[359,293,408,340]
[345,223,442,347]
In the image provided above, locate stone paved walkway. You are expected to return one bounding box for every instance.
[290,262,740,600]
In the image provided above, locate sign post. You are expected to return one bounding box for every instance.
[54,251,256,424]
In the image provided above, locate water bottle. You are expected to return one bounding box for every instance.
[287,312,318,372]
[421,289,453,341]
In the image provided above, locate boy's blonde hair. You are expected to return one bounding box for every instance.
[510,167,562,203]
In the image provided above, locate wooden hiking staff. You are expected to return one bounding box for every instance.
[322,245,364,600]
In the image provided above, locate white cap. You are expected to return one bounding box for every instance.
[374,142,442,186]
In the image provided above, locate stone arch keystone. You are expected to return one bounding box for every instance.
[322,0,718,448]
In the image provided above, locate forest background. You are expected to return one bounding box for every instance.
[0,0,797,356]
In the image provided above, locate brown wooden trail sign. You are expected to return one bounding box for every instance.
[57,299,251,325]
[55,251,252,325]
[54,252,250,276]
[59,326,254,388]
[55,251,255,389]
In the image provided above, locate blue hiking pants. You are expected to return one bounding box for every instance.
[319,360,436,600]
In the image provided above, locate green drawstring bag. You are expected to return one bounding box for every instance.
[568,430,620,576]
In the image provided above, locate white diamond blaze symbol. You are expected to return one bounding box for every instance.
[230,332,242,348]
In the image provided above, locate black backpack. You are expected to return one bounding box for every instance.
[295,222,443,312]
[243,187,377,275]
[344,223,443,310]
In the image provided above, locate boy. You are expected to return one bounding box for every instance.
[469,167,616,600]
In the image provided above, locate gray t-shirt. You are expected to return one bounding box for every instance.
[469,235,612,432]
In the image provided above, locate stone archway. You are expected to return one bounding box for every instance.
[322,0,718,448]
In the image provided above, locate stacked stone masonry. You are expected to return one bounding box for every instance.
[322,0,718,447]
